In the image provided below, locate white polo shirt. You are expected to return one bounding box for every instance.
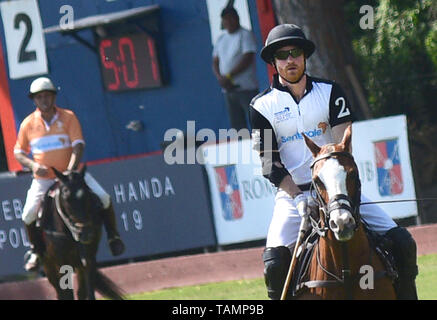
[250,75,353,185]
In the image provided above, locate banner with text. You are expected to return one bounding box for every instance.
[0,174,32,277]
[352,115,417,219]
[88,154,216,262]
[0,154,216,277]
[201,139,275,245]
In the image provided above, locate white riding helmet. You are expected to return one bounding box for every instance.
[28,77,57,98]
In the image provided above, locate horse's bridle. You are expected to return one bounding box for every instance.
[309,151,362,234]
[294,151,363,299]
[54,188,92,242]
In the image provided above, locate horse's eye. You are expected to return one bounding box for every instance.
[61,186,70,197]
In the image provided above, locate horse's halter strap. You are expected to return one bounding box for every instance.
[310,151,355,169]
[54,189,84,242]
[310,151,361,233]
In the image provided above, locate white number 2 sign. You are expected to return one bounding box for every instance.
[0,0,48,79]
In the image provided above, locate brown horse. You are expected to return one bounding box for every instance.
[292,125,396,299]
[37,166,124,300]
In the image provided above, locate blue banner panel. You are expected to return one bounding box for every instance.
[0,154,216,277]
[87,154,216,263]
[0,174,32,277]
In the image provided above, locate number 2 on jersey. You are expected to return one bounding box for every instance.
[335,97,351,118]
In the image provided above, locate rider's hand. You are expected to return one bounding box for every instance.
[307,196,319,216]
[31,162,49,177]
[293,193,310,218]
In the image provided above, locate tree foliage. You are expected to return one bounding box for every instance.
[345,0,437,221]
[346,0,436,121]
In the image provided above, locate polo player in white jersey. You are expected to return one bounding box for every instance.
[250,24,418,300]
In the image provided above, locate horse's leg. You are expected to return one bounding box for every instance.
[86,262,97,300]
[76,267,87,300]
[43,261,74,300]
[85,234,102,300]
[78,265,96,300]
[78,245,97,300]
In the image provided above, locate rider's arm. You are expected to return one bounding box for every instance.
[14,151,49,177]
[14,123,49,176]
[278,175,304,199]
[66,112,85,171]
[329,82,354,152]
[250,105,302,197]
[67,142,84,171]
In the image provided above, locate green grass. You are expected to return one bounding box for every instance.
[128,278,268,300]
[417,254,437,300]
[128,254,437,300]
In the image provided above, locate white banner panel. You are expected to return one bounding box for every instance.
[352,115,418,219]
[1,0,48,79]
[201,139,275,245]
[202,115,417,245]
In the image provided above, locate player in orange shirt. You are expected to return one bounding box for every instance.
[14,77,125,272]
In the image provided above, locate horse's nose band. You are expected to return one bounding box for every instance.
[310,152,362,234]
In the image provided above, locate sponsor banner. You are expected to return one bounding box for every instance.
[0,174,32,277]
[0,154,216,277]
[201,140,275,245]
[88,154,216,262]
[352,115,417,219]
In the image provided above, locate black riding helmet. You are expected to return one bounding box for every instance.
[261,24,315,63]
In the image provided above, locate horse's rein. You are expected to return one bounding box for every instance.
[361,198,437,205]
[311,152,437,206]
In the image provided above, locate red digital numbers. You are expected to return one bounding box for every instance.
[99,39,120,90]
[147,37,159,83]
[99,33,161,91]
[118,37,139,88]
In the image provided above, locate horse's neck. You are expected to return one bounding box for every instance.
[318,225,371,275]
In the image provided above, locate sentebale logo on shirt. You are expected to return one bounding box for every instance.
[281,128,322,144]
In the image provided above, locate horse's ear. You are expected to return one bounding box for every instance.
[303,133,321,157]
[340,125,352,152]
[52,167,68,183]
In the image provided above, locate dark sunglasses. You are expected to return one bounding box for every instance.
[274,48,304,60]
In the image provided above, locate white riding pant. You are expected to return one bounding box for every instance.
[22,172,111,225]
[266,190,397,248]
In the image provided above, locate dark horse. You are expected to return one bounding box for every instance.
[290,126,397,299]
[36,165,124,300]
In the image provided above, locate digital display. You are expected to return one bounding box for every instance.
[98,33,162,91]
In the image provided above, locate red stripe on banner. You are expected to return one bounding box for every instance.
[390,164,403,195]
[256,0,277,79]
[0,42,21,172]
[214,167,227,193]
[230,190,243,219]
[85,150,162,166]
[374,141,388,168]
